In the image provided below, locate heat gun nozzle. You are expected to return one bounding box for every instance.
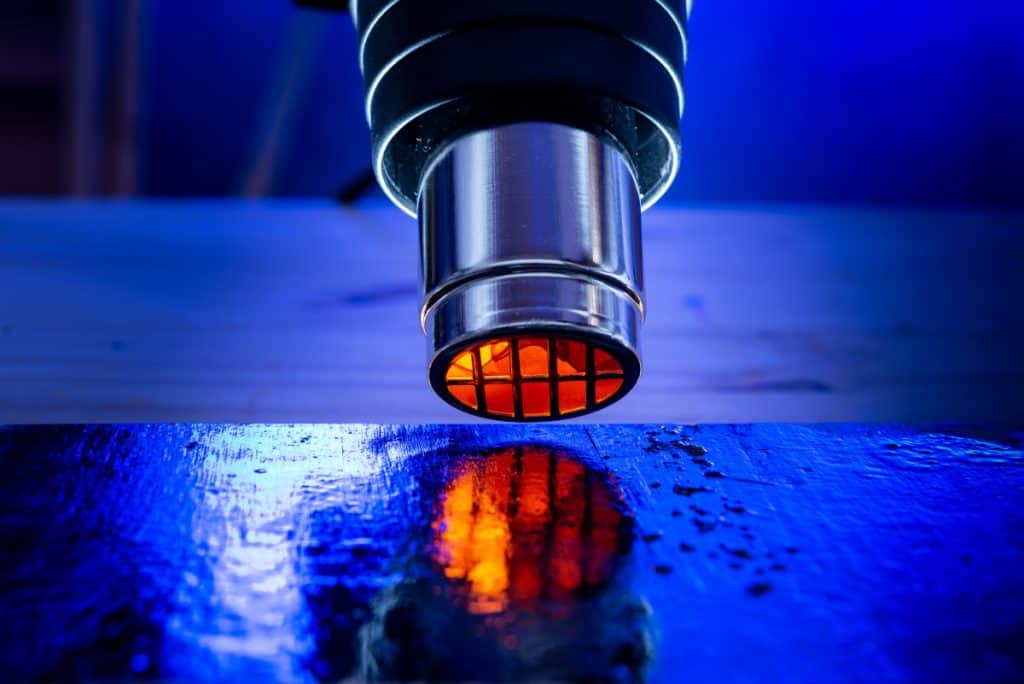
[418,122,644,421]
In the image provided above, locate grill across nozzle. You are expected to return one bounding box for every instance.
[418,122,645,421]
[441,335,629,420]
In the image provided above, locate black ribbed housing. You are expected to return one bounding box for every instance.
[352,0,688,214]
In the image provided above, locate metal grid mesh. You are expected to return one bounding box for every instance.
[443,336,626,419]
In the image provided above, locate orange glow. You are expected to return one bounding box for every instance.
[443,335,627,419]
[448,384,478,410]
[595,377,623,403]
[431,447,627,614]
[520,381,550,417]
[479,340,511,378]
[446,350,475,381]
[517,337,549,378]
[483,383,515,417]
[558,380,587,415]
[593,347,619,374]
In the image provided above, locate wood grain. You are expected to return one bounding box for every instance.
[0,423,1021,681]
[0,201,1020,423]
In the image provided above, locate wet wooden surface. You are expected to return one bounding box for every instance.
[0,201,1021,424]
[1,423,1021,682]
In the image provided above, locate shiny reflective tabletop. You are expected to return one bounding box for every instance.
[1,423,1022,682]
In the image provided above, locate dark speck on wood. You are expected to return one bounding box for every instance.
[654,565,673,575]
[704,471,726,479]
[650,481,661,489]
[641,533,663,543]
[671,509,683,518]
[673,484,710,497]
[720,545,753,560]
[693,519,717,534]
[254,468,267,474]
[679,542,695,553]
[742,379,832,393]
[681,444,708,457]
[746,581,773,597]
[315,282,419,307]
[724,504,746,514]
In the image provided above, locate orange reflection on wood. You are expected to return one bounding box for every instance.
[431,447,630,614]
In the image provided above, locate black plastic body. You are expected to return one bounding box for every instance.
[352,0,687,212]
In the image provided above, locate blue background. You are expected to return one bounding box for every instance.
[120,0,1024,206]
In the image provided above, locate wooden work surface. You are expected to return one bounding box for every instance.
[0,201,1021,423]
[0,423,1021,682]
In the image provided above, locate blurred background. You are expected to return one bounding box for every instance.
[3,0,1022,206]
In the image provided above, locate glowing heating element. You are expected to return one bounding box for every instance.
[442,336,629,420]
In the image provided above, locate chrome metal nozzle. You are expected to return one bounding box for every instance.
[418,122,645,421]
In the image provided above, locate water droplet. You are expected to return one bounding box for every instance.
[875,433,1022,471]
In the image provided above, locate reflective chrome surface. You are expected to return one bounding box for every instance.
[420,122,644,318]
[425,273,640,365]
[418,122,645,406]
